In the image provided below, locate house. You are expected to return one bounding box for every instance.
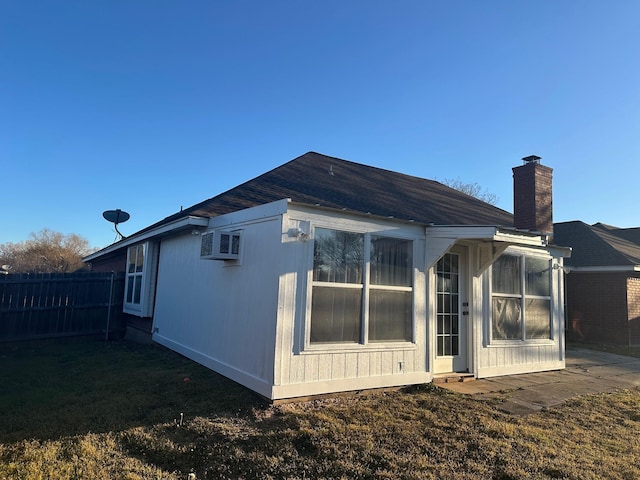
[553,221,640,346]
[84,152,570,400]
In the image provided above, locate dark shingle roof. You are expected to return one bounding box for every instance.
[142,151,513,235]
[593,223,640,245]
[554,221,640,267]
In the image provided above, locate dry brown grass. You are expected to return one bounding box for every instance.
[1,339,640,479]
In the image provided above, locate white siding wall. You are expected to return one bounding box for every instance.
[152,213,284,398]
[151,201,566,400]
[272,207,430,399]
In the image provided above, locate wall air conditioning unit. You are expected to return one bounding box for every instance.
[200,230,242,260]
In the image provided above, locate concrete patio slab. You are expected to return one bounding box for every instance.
[439,347,640,414]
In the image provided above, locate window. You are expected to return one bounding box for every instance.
[126,244,145,306]
[124,242,157,317]
[310,228,413,344]
[491,253,551,341]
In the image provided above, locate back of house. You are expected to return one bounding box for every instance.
[85,152,569,400]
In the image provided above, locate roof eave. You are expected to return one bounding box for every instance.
[83,215,209,262]
[567,265,640,273]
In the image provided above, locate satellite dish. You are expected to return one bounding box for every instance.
[102,209,130,241]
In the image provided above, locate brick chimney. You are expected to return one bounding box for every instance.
[513,155,553,235]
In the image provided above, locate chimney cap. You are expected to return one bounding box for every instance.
[522,155,541,164]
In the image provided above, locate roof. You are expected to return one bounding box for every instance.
[143,151,513,232]
[554,221,640,268]
[89,151,515,259]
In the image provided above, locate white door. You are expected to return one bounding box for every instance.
[433,250,468,374]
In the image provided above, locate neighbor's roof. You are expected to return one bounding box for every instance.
[142,151,513,233]
[554,221,640,268]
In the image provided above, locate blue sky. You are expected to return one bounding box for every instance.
[2,1,639,249]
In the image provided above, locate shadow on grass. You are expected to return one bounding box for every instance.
[0,338,268,443]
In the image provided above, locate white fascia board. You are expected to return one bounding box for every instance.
[83,215,209,261]
[426,225,546,247]
[287,200,423,227]
[207,198,290,229]
[568,265,640,273]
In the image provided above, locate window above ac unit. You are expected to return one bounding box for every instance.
[201,230,242,260]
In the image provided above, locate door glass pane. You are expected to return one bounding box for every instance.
[451,335,459,355]
[436,253,460,356]
[310,286,362,343]
[368,289,412,342]
[492,297,522,340]
[313,229,364,284]
[525,298,551,339]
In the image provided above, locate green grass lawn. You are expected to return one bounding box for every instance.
[1,339,640,479]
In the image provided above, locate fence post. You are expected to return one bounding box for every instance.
[105,271,115,342]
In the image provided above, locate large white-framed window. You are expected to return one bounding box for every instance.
[491,251,552,341]
[124,241,157,317]
[309,227,414,345]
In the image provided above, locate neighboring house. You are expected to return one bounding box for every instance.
[554,221,640,346]
[84,152,570,400]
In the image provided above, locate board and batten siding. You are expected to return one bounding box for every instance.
[472,246,566,378]
[271,207,431,399]
[152,209,285,399]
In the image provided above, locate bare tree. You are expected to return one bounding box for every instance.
[441,177,499,205]
[0,229,95,274]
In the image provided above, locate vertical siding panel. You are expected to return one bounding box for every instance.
[332,353,346,380]
[289,356,305,384]
[275,271,295,387]
[344,352,358,378]
[369,351,381,376]
[358,352,369,378]
[380,351,393,376]
[318,355,332,381]
[305,355,319,382]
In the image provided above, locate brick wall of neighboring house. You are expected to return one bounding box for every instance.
[566,271,630,345]
[87,251,127,273]
[628,277,640,346]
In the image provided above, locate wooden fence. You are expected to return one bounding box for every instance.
[0,272,126,342]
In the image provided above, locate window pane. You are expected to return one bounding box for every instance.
[492,255,520,295]
[133,276,142,304]
[126,277,134,303]
[525,257,550,296]
[231,234,240,255]
[313,229,364,284]
[369,290,412,342]
[492,297,522,340]
[127,248,137,274]
[525,298,551,339]
[310,286,362,343]
[219,234,230,254]
[370,236,412,286]
[135,245,145,273]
